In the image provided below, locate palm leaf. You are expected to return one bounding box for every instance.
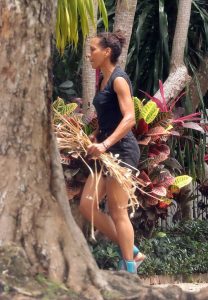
[98,0,108,29]
[56,0,108,53]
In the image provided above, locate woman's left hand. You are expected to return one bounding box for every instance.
[87,143,106,158]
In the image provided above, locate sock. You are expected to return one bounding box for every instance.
[133,245,140,257]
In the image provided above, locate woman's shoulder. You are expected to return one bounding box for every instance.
[111,66,130,81]
[110,66,133,94]
[113,65,128,76]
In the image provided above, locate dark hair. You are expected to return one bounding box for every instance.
[97,30,126,64]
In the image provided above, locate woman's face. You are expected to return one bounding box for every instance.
[89,37,110,69]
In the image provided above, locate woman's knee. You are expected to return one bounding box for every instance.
[110,208,129,224]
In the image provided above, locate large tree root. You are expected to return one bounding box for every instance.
[0,245,208,300]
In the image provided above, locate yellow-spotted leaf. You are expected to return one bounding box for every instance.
[133,97,143,122]
[63,103,78,115]
[52,97,78,122]
[53,97,65,111]
[140,101,159,124]
[173,175,192,189]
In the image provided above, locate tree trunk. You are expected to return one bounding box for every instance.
[189,55,208,110]
[153,0,193,221]
[0,2,108,299]
[154,0,192,102]
[2,1,208,299]
[82,0,97,117]
[170,0,192,72]
[179,184,193,220]
[113,0,137,70]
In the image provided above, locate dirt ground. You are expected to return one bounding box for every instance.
[153,283,208,293]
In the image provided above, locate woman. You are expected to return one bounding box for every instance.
[79,31,145,273]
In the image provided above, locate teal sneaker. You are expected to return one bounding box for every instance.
[117,245,146,270]
[118,259,137,273]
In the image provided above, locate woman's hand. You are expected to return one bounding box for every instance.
[87,143,106,158]
[89,134,97,143]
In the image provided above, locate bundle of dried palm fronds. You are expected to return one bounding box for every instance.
[53,109,145,212]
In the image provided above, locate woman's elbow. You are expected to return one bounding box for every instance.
[130,114,136,127]
[131,118,136,127]
[125,115,136,128]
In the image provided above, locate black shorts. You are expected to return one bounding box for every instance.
[97,130,140,170]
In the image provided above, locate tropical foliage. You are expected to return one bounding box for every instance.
[52,0,208,235]
[52,78,207,235]
[54,0,208,99]
[126,0,208,95]
[56,0,108,53]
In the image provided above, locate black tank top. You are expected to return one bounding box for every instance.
[93,66,133,133]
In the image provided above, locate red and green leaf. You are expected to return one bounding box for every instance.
[151,186,167,197]
[135,118,149,135]
[182,122,204,133]
[148,143,170,158]
[147,126,170,136]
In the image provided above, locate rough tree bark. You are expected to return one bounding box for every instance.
[154,0,206,220]
[82,0,97,117]
[154,0,192,102]
[2,1,208,300]
[0,2,108,299]
[113,0,137,70]
[156,0,194,220]
[189,55,208,110]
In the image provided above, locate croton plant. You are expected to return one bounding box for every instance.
[53,81,206,235]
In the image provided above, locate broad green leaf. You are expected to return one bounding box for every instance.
[52,97,78,116]
[133,97,143,122]
[63,103,78,115]
[53,97,65,111]
[140,101,159,124]
[173,175,192,189]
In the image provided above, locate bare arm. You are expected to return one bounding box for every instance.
[87,77,135,157]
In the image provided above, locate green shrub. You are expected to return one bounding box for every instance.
[91,220,208,276]
[90,241,120,270]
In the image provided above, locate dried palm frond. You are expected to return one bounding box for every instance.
[53,109,145,209]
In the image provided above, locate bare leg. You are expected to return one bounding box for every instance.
[80,174,143,265]
[79,174,118,243]
[106,177,134,261]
